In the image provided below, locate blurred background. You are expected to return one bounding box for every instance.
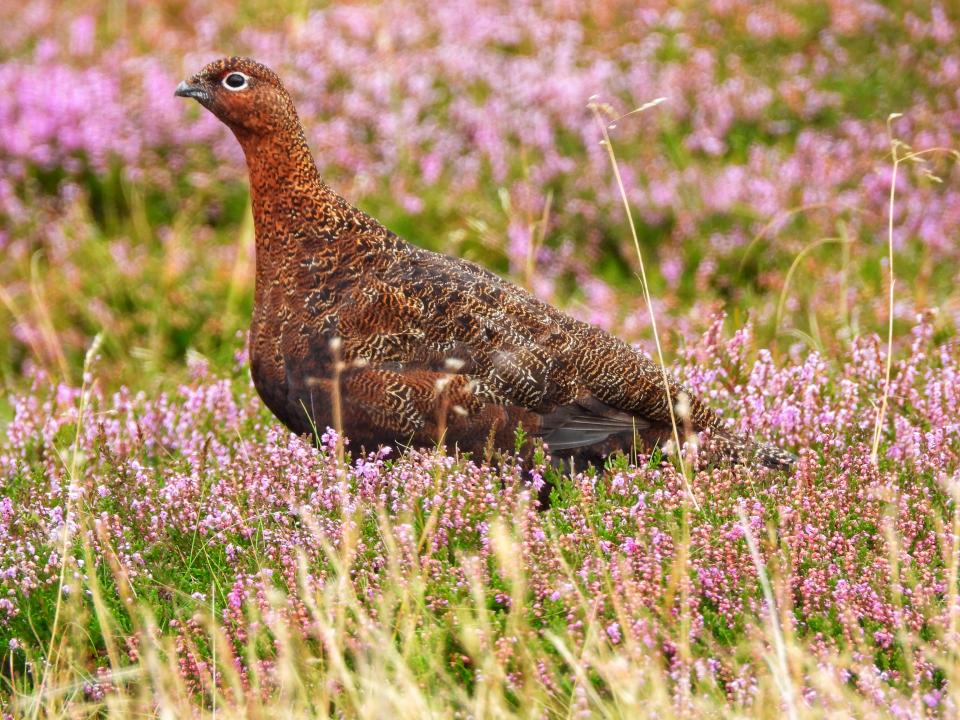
[1,0,957,396]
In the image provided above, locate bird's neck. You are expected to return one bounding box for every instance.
[238,125,333,221]
[235,124,357,312]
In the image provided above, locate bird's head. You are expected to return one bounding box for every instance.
[175,56,297,137]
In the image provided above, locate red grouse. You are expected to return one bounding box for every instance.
[176,57,794,470]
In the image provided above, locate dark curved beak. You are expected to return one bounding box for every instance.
[174,80,209,102]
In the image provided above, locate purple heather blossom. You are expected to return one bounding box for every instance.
[1,0,959,711]
[6,312,953,699]
[606,622,622,644]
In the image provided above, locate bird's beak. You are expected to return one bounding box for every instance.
[174,80,209,102]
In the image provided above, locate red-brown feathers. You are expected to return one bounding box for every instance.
[177,56,795,470]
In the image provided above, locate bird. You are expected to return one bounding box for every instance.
[175,56,795,471]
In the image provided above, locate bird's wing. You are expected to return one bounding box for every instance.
[344,245,721,449]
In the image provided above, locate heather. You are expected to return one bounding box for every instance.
[1,0,960,717]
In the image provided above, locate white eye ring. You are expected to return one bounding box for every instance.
[222,72,249,91]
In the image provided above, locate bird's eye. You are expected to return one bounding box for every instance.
[222,72,249,91]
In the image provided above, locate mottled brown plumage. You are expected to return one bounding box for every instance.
[176,57,794,470]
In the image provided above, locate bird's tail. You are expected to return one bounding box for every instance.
[752,441,796,470]
[711,432,796,471]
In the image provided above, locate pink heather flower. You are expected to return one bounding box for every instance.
[0,5,958,708]
[68,15,95,56]
[606,622,622,644]
[529,470,545,492]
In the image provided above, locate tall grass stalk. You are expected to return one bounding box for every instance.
[588,97,699,512]
[738,509,798,720]
[30,333,102,720]
[870,114,903,467]
[870,120,958,466]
